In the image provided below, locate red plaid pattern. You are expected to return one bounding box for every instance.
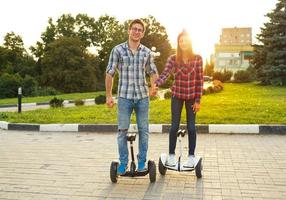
[155,55,203,102]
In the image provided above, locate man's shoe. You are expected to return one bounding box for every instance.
[166,154,176,166]
[137,161,147,172]
[117,163,127,175]
[183,155,195,168]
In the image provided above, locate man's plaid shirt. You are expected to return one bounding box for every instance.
[155,54,204,103]
[106,42,158,100]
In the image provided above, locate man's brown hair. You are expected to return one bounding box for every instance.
[129,19,145,32]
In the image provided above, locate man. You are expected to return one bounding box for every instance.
[105,19,158,175]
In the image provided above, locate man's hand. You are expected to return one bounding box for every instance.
[149,85,158,96]
[192,102,200,113]
[106,96,115,108]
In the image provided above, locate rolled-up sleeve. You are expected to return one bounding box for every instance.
[146,53,158,75]
[106,48,119,77]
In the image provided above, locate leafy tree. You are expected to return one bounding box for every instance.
[96,15,126,90]
[0,46,10,75]
[204,59,215,76]
[140,15,172,73]
[32,14,98,54]
[32,14,173,92]
[3,32,25,54]
[31,14,101,89]
[22,75,38,96]
[40,36,97,93]
[254,0,286,86]
[1,32,36,78]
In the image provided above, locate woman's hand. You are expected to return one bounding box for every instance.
[149,85,158,96]
[192,102,200,113]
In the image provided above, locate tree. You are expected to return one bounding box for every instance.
[32,14,98,53]
[254,0,286,86]
[0,46,10,75]
[0,73,22,98]
[204,59,214,76]
[96,15,126,90]
[140,15,172,73]
[1,32,36,78]
[31,14,101,89]
[32,14,173,91]
[3,32,25,54]
[40,36,97,93]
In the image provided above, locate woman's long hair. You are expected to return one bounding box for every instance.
[176,30,194,64]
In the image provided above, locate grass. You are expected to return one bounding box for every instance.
[1,82,286,124]
[0,91,105,106]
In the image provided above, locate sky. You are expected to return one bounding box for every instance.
[0,0,277,60]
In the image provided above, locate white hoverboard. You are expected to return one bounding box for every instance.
[158,129,203,178]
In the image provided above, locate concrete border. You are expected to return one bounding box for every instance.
[8,123,39,131]
[209,124,259,134]
[0,121,285,134]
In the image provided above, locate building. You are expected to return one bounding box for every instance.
[214,27,253,72]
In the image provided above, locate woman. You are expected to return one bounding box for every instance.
[155,30,203,167]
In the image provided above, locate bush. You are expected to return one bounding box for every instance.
[164,90,172,99]
[0,73,21,98]
[206,86,214,94]
[223,70,233,82]
[0,113,8,120]
[212,70,233,82]
[95,95,106,104]
[234,70,252,82]
[212,72,224,82]
[203,80,223,95]
[150,95,159,101]
[74,99,84,106]
[270,77,285,86]
[22,75,38,97]
[213,80,224,90]
[49,97,64,108]
[213,85,222,92]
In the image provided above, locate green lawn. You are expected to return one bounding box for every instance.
[1,82,286,124]
[0,91,105,106]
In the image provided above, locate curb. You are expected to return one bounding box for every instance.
[0,121,285,134]
[0,102,48,108]
[0,98,96,108]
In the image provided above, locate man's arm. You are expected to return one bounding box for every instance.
[150,73,159,96]
[105,73,115,108]
[193,55,203,113]
[105,48,119,108]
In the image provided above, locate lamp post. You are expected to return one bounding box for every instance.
[18,87,22,113]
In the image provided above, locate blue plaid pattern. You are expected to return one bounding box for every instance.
[106,42,158,100]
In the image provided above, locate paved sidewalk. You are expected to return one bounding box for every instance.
[0,130,286,200]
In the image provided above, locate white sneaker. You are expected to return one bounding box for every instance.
[184,155,195,168]
[166,154,176,166]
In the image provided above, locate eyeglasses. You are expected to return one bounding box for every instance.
[131,27,143,33]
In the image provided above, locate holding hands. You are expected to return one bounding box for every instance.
[149,85,159,97]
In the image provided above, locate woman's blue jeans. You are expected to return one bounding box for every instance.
[169,96,197,156]
[117,97,149,166]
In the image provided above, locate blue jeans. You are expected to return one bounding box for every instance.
[117,97,149,165]
[169,96,197,156]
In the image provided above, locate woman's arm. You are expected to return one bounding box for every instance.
[194,55,204,103]
[155,55,175,86]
